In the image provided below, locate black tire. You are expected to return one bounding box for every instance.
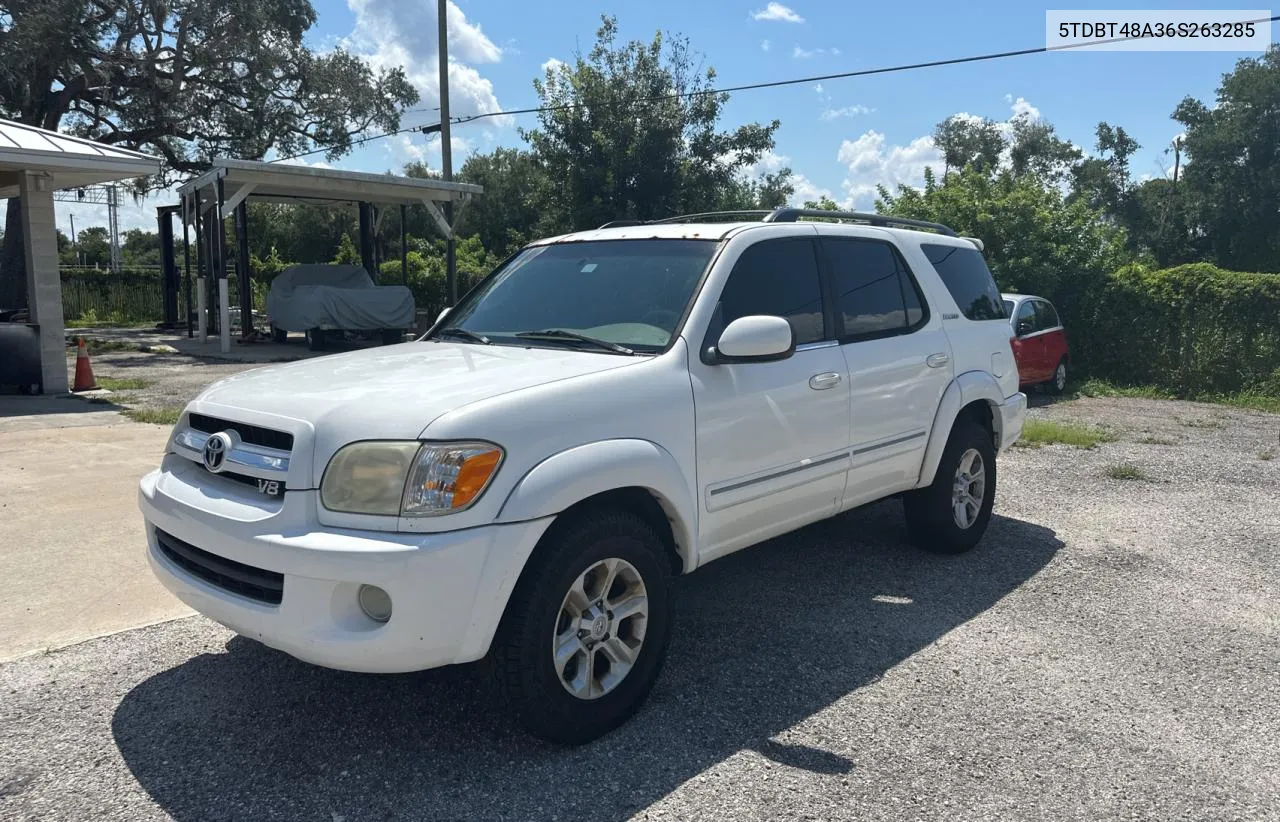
[490,508,674,745]
[306,328,326,351]
[380,329,403,346]
[1046,358,1068,395]
[903,420,996,554]
[271,324,288,344]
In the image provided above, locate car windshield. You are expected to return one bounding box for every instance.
[432,239,718,354]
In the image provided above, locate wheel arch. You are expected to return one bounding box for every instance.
[497,439,697,575]
[915,371,1005,488]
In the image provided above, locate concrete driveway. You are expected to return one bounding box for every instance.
[0,396,191,661]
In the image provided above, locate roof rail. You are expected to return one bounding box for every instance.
[648,210,775,225]
[596,219,648,229]
[764,208,957,236]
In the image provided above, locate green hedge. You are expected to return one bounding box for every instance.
[1084,263,1280,396]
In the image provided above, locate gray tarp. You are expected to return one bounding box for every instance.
[266,264,415,331]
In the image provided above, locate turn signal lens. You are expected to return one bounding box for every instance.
[401,442,504,516]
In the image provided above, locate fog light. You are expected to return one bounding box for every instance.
[357,584,392,623]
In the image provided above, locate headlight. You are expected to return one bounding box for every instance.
[320,440,504,517]
[402,441,504,516]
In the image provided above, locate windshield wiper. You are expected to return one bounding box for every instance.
[435,327,493,345]
[515,329,635,355]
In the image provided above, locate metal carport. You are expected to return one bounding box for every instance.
[172,158,483,354]
[0,118,161,393]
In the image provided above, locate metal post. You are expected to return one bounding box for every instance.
[358,202,376,275]
[182,199,193,338]
[438,0,457,304]
[215,176,231,354]
[157,207,178,327]
[400,204,408,286]
[193,190,207,340]
[234,200,253,338]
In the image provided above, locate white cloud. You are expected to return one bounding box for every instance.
[761,39,772,51]
[793,45,840,59]
[813,83,823,94]
[1006,94,1041,120]
[541,57,567,74]
[386,132,475,169]
[277,156,333,169]
[343,0,506,123]
[820,104,873,121]
[751,2,804,22]
[837,130,944,209]
[789,173,834,206]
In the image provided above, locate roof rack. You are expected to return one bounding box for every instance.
[764,208,957,236]
[594,207,958,237]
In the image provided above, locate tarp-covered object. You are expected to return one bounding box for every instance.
[267,264,415,331]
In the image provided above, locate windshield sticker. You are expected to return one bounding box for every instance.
[580,263,598,273]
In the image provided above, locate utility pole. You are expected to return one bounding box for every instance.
[437,0,457,304]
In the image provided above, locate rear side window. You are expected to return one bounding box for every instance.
[821,238,928,340]
[921,243,1005,321]
[715,238,825,344]
[1035,300,1061,329]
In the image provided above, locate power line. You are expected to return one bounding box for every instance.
[276,15,1280,163]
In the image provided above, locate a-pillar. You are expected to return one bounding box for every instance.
[19,172,69,394]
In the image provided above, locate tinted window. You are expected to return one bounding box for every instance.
[922,243,1005,321]
[1002,299,1015,316]
[1015,301,1036,334]
[716,239,825,344]
[823,238,926,339]
[1035,300,1061,329]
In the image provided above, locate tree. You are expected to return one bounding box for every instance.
[453,149,547,257]
[1172,44,1280,272]
[0,0,417,304]
[933,115,1004,176]
[74,226,111,268]
[522,16,783,230]
[121,228,161,267]
[1007,114,1081,182]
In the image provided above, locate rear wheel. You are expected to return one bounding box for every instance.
[490,508,673,745]
[271,324,288,344]
[380,329,403,346]
[903,420,996,554]
[1046,358,1068,394]
[306,328,326,351]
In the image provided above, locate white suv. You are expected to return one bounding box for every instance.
[139,208,1026,744]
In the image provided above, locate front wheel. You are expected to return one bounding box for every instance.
[306,328,326,351]
[903,420,996,554]
[490,509,673,745]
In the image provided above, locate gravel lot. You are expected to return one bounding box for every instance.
[2,394,1277,821]
[83,350,274,411]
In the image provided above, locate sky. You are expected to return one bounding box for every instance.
[49,0,1278,238]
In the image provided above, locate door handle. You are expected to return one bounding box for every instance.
[926,353,950,368]
[809,372,842,390]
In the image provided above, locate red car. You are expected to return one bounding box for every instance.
[1003,293,1070,393]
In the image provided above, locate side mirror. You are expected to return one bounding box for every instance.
[436,307,451,324]
[1016,319,1033,337]
[707,315,795,364]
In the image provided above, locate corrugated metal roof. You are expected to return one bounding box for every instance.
[0,118,155,162]
[0,119,161,197]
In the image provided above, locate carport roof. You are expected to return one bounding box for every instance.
[177,157,482,208]
[0,118,161,198]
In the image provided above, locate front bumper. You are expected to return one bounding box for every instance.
[139,458,552,673]
[997,391,1028,454]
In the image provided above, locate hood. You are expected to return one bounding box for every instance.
[195,341,641,440]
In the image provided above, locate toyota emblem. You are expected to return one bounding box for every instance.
[202,431,235,473]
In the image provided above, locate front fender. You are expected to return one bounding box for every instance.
[915,371,1006,488]
[497,439,697,572]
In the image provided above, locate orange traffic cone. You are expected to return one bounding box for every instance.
[73,337,99,392]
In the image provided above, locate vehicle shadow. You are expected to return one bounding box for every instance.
[112,502,1061,821]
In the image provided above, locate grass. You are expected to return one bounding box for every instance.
[1177,416,1225,429]
[96,376,152,391]
[1016,419,1117,449]
[1076,378,1280,414]
[65,338,147,355]
[122,406,182,426]
[1105,462,1152,482]
[1136,434,1178,446]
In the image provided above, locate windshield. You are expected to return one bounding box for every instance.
[432,239,718,353]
